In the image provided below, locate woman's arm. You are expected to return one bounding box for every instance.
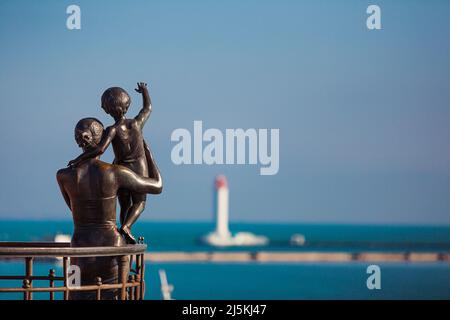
[115,163,163,195]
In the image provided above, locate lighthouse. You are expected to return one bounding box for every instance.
[202,175,269,247]
[214,175,231,239]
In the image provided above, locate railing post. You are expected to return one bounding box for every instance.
[140,253,145,300]
[129,254,134,271]
[63,257,69,300]
[96,277,102,300]
[119,255,128,300]
[137,237,146,300]
[128,275,135,300]
[25,257,33,300]
[22,279,31,300]
[135,254,141,300]
[49,269,55,300]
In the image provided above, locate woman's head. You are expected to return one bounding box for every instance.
[74,118,104,151]
[101,87,131,120]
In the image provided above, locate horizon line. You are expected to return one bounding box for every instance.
[0,218,450,228]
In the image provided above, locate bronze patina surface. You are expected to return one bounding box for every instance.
[55,82,162,299]
[67,83,157,244]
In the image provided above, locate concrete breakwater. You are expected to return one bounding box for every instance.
[144,251,450,263]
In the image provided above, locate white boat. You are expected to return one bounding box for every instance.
[53,234,71,262]
[203,231,268,247]
[54,233,71,243]
[290,233,306,246]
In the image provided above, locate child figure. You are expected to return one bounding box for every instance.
[68,82,161,244]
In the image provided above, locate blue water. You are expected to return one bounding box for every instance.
[1,221,450,299]
[1,220,450,252]
[1,261,449,300]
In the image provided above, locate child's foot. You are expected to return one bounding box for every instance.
[120,226,137,244]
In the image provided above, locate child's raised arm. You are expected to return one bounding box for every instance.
[134,82,152,129]
[67,126,117,168]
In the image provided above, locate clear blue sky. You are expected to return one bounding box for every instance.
[1,0,450,224]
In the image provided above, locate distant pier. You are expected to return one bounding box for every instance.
[144,251,450,263]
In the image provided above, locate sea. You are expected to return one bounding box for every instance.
[1,221,450,300]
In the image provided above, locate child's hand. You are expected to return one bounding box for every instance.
[67,158,82,168]
[135,82,148,94]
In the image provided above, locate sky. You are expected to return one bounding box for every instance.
[0,0,450,224]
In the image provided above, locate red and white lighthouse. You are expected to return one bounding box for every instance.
[214,175,231,239]
[202,175,268,247]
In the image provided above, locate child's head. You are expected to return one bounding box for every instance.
[101,87,131,119]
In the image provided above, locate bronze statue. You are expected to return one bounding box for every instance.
[57,117,162,299]
[68,83,155,244]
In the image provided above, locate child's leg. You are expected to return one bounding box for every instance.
[118,190,132,226]
[123,193,146,228]
[121,193,147,244]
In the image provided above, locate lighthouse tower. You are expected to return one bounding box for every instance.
[202,175,269,247]
[214,175,231,239]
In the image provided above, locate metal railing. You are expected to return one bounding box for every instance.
[0,241,147,300]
